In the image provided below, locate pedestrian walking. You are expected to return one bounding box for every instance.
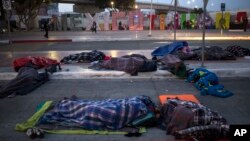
[44,20,49,38]
[91,21,97,33]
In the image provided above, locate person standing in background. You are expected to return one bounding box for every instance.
[243,17,248,32]
[92,21,97,33]
[44,20,49,38]
[91,21,97,33]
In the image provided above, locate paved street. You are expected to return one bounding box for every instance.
[0,30,250,43]
[0,39,250,78]
[0,30,250,140]
[1,40,250,52]
[0,78,250,141]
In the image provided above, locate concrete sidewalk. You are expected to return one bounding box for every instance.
[0,50,249,80]
[0,30,250,79]
[1,30,250,141]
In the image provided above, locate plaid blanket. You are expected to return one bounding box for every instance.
[60,50,105,64]
[39,96,156,130]
[161,98,229,140]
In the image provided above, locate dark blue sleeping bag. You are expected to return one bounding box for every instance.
[151,41,188,57]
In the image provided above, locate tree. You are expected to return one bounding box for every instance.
[192,8,203,14]
[116,0,135,11]
[95,0,109,9]
[95,0,135,11]
[12,0,51,30]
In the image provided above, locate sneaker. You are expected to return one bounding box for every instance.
[26,127,45,139]
[26,128,36,139]
[33,128,44,138]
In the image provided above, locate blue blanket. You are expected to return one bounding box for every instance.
[151,41,188,57]
[39,96,156,130]
[187,68,233,98]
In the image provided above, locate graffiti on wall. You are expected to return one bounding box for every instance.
[84,12,110,31]
[146,15,156,30]
[129,10,144,30]
[112,12,127,30]
[215,12,230,29]
[159,14,166,30]
[197,13,213,29]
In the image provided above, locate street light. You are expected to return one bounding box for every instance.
[148,0,153,37]
[135,5,138,9]
[134,5,139,31]
[111,1,114,9]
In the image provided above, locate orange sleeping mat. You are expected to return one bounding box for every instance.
[159,94,200,105]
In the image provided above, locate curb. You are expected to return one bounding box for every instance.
[0,40,10,44]
[11,39,72,43]
[0,68,249,80]
[1,35,250,44]
[0,70,175,80]
[208,68,250,77]
[0,39,72,44]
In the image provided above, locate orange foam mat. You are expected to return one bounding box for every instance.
[159,94,200,105]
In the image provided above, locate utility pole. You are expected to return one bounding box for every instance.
[201,0,209,68]
[2,0,12,42]
[174,0,177,41]
[220,3,225,36]
[148,0,153,37]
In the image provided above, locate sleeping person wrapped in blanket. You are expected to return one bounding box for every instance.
[38,95,158,130]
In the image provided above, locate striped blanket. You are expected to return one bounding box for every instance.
[39,95,156,130]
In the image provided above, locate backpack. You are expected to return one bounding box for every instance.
[160,54,187,78]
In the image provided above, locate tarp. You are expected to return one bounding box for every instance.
[151,41,188,57]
